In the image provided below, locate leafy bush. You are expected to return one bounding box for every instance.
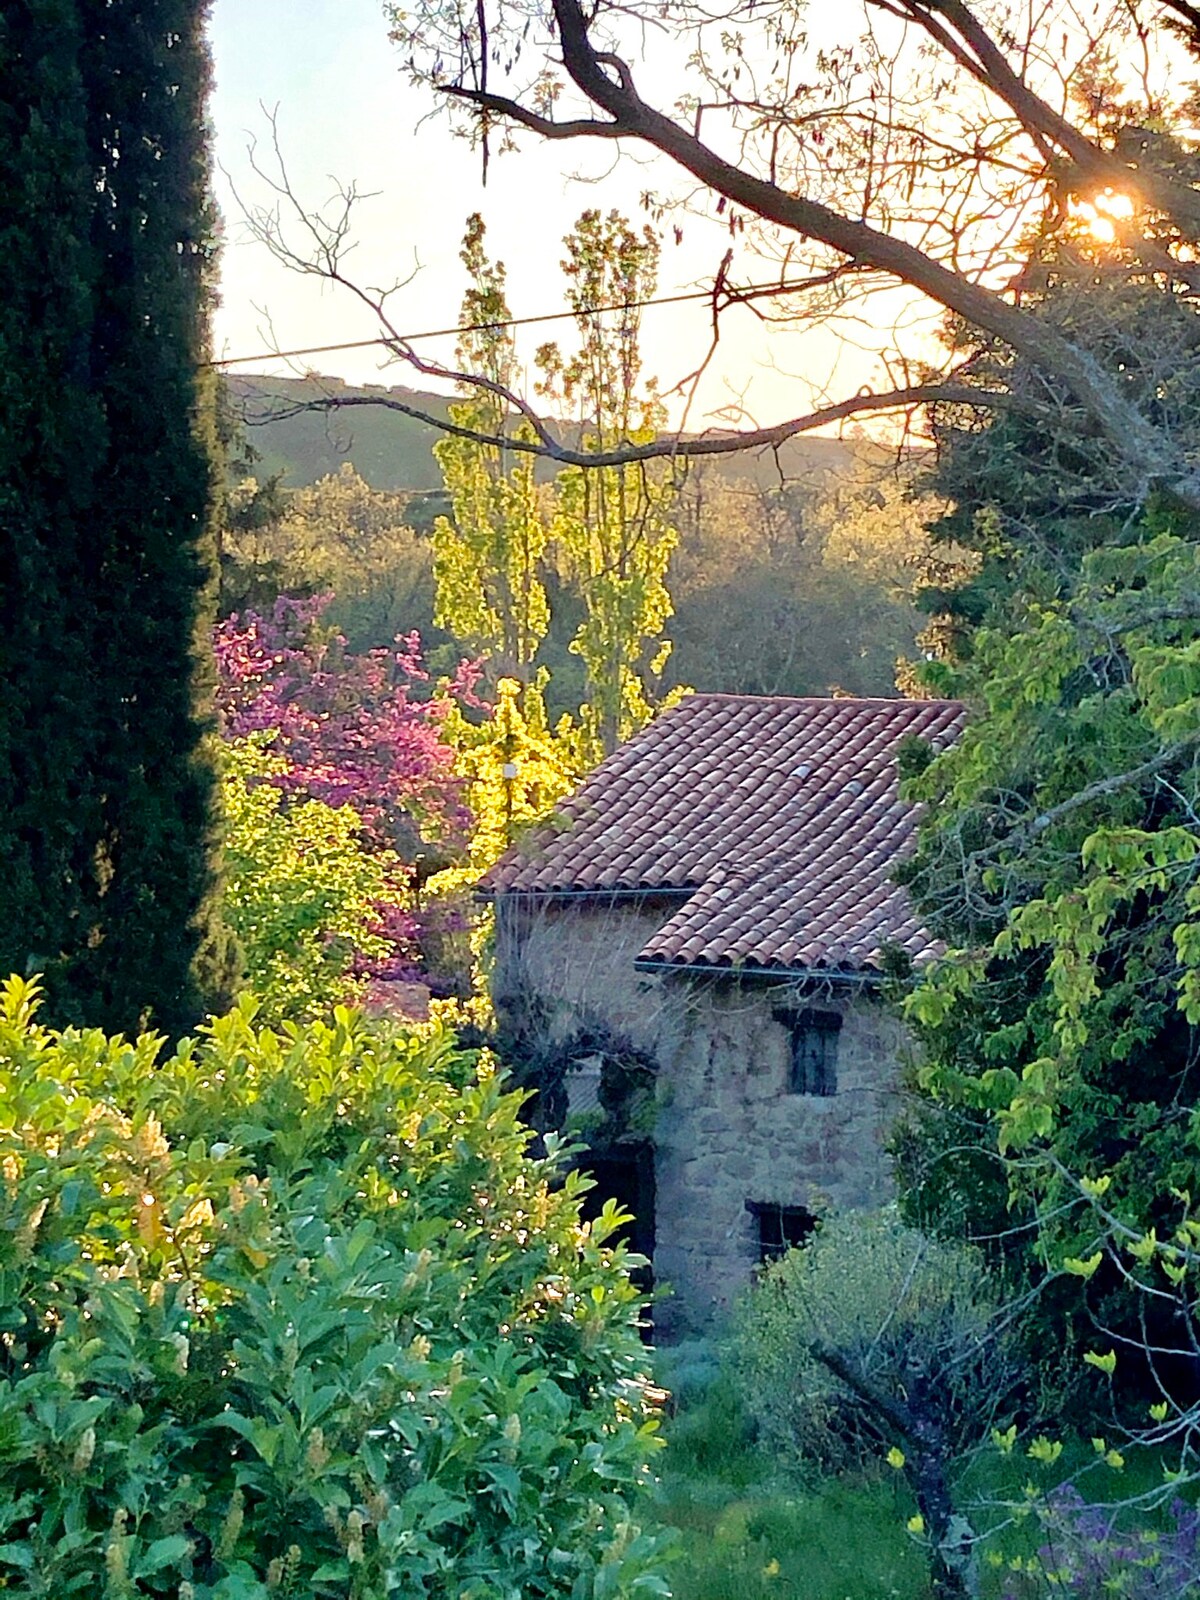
[732,1210,1015,1475]
[653,1340,722,1413]
[221,736,421,1022]
[731,1209,1024,1596]
[0,976,666,1598]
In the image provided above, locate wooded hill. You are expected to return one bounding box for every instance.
[222,374,937,705]
[227,373,863,493]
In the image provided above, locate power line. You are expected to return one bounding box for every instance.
[207,277,809,370]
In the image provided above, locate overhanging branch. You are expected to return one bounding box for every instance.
[1026,730,1200,840]
[809,1341,917,1440]
[443,84,627,140]
[241,381,1003,468]
[1156,0,1200,44]
[881,1,1200,237]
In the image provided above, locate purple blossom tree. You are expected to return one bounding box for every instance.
[214,594,477,852]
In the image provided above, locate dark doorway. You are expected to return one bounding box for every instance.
[578,1149,656,1293]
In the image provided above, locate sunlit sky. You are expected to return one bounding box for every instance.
[207,0,881,428]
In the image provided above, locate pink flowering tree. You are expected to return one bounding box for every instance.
[214,597,482,1005]
[214,595,477,851]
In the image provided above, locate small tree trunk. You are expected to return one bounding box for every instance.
[807,1342,976,1599]
[906,1395,972,1599]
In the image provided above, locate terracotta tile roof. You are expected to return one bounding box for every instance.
[482,694,965,975]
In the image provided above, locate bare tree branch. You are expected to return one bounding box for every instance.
[430,0,1196,501]
[443,84,627,139]
[1025,730,1200,840]
[809,1341,919,1440]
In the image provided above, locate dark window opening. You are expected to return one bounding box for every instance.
[746,1199,818,1263]
[776,1006,841,1096]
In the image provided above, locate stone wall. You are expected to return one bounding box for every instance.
[493,894,682,1060]
[494,894,911,1337]
[652,981,909,1336]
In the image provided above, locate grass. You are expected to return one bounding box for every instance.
[647,1353,1198,1600]
[649,1362,933,1600]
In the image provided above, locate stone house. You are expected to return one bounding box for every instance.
[481,693,964,1336]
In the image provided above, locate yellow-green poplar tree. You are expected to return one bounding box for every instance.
[432,217,551,686]
[432,678,577,892]
[431,677,578,1018]
[538,210,681,759]
[428,222,575,1003]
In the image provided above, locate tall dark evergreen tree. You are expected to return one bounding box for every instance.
[0,0,237,1034]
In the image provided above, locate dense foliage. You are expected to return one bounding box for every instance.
[221,464,436,655]
[0,0,236,1036]
[898,521,1200,1391]
[0,976,666,1597]
[220,738,421,1023]
[889,154,1200,1420]
[668,458,939,698]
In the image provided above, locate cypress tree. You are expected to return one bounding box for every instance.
[0,0,237,1035]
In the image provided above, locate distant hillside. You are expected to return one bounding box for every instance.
[226,373,862,493]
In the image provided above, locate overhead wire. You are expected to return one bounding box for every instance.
[206,276,817,369]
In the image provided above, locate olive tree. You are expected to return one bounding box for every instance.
[732,1209,1025,1597]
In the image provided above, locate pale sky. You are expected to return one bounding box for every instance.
[207,0,878,429]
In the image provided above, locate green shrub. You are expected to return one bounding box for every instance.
[653,1339,722,1412]
[731,1209,1024,1596]
[731,1209,1016,1477]
[0,975,667,1598]
[654,1371,761,1494]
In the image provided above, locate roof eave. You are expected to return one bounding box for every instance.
[630,958,889,986]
